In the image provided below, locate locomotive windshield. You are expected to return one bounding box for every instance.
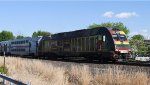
[112,34,119,40]
[112,34,127,41]
[119,34,127,41]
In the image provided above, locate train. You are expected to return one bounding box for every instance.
[0,36,51,56]
[0,27,131,62]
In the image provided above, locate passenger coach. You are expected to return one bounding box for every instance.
[0,36,51,56]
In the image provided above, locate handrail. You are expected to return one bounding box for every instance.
[0,74,30,85]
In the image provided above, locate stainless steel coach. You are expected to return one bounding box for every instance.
[0,36,51,56]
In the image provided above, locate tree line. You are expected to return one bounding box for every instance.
[0,22,148,55]
[0,30,51,41]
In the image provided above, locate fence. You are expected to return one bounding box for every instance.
[0,73,31,85]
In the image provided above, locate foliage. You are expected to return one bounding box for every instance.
[16,35,29,39]
[129,34,148,55]
[0,65,8,74]
[88,22,130,35]
[32,30,51,37]
[0,31,15,41]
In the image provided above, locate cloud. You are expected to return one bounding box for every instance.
[103,11,139,18]
[103,11,114,18]
[115,12,138,18]
[142,29,148,33]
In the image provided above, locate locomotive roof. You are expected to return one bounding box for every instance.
[51,27,115,40]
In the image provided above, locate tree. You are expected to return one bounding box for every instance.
[88,22,130,35]
[0,31,15,41]
[16,35,28,39]
[32,30,51,37]
[129,34,148,55]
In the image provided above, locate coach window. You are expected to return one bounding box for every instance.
[26,40,29,43]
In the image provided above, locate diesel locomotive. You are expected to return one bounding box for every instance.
[39,27,131,61]
[0,27,131,62]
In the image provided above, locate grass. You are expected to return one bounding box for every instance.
[0,56,149,85]
[0,65,8,74]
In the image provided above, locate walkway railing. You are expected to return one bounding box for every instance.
[0,73,31,85]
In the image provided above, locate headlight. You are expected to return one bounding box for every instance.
[115,49,119,51]
[128,49,131,52]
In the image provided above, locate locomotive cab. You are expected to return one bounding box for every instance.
[111,29,131,60]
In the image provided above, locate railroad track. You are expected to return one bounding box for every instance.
[2,55,150,67]
[108,61,150,67]
[37,56,150,67]
[45,57,150,67]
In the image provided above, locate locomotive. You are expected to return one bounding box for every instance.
[0,27,131,62]
[39,27,131,61]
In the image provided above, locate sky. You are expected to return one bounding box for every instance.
[0,1,150,39]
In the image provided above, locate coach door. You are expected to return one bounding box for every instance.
[29,41,37,56]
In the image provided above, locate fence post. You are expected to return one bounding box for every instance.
[3,74,6,84]
[27,81,31,85]
[10,82,14,85]
[3,51,5,73]
[9,76,13,85]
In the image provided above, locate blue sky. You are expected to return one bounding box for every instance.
[0,1,150,39]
